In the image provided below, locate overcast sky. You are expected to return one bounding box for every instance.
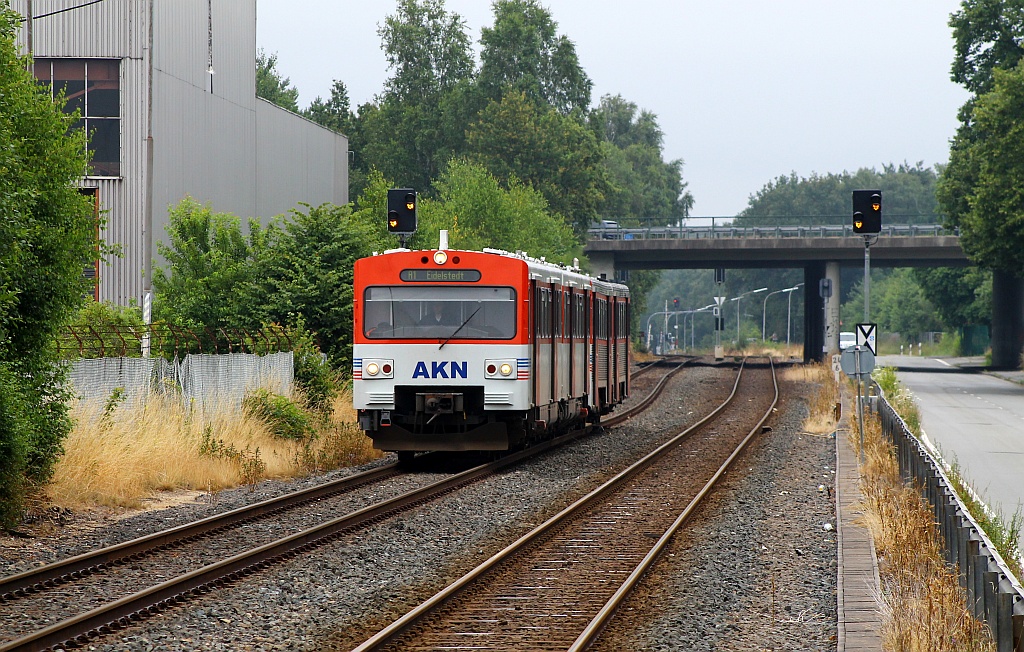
[257,0,969,217]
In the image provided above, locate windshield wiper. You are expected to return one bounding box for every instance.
[438,306,482,350]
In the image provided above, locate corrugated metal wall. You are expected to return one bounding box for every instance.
[10,0,349,308]
[12,0,141,57]
[256,99,349,219]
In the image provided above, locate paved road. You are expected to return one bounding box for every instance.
[876,355,1024,553]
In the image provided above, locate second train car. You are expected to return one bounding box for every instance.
[352,240,630,457]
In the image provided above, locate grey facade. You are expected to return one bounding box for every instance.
[12,0,348,305]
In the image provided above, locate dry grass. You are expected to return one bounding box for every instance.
[783,362,839,435]
[853,403,994,651]
[788,363,993,650]
[46,386,381,511]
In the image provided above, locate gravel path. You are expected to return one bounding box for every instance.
[0,361,838,651]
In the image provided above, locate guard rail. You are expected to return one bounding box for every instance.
[588,223,957,241]
[878,393,1023,651]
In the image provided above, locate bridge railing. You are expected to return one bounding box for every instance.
[588,222,958,241]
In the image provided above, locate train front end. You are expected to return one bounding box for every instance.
[353,248,530,454]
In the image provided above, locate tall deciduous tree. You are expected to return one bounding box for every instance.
[466,91,606,233]
[739,164,941,225]
[949,0,1024,96]
[938,0,1024,313]
[304,80,355,135]
[153,198,263,332]
[946,62,1024,273]
[591,94,693,223]
[425,159,581,262]
[256,49,300,112]
[478,0,591,115]
[0,6,97,526]
[248,204,381,367]
[359,0,476,192]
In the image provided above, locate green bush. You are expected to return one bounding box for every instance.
[242,389,311,440]
[0,364,31,527]
[1,6,98,527]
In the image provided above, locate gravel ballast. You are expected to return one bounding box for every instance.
[1,361,838,650]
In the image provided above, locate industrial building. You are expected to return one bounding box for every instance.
[11,0,349,306]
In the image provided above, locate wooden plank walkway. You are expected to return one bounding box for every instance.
[835,394,883,651]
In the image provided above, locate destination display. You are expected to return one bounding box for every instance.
[400,269,482,282]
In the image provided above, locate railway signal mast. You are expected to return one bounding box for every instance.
[387,188,418,247]
[852,190,881,322]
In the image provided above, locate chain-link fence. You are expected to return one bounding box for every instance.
[57,323,296,359]
[67,352,294,414]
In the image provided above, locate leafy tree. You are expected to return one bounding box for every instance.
[379,0,474,102]
[153,198,263,333]
[358,0,476,193]
[590,94,693,223]
[939,2,1024,274]
[478,0,592,115]
[913,267,991,329]
[841,269,943,339]
[426,159,581,262]
[466,91,607,233]
[246,203,382,368]
[738,164,941,225]
[945,62,1024,273]
[256,49,300,112]
[949,0,1024,97]
[0,7,97,526]
[304,80,355,135]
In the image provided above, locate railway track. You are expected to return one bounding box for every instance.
[350,357,777,651]
[0,359,689,651]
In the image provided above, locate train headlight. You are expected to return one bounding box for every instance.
[433,250,448,265]
[361,359,394,379]
[485,359,517,379]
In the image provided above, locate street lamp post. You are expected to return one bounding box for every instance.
[762,288,790,341]
[688,304,715,350]
[730,288,767,344]
[786,283,804,345]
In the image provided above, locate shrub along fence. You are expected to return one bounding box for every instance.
[877,393,1024,651]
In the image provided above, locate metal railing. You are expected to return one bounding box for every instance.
[877,394,1024,651]
[587,222,957,241]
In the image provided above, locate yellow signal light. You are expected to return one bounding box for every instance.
[871,202,880,211]
[854,220,863,229]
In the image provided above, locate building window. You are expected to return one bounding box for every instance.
[34,59,121,177]
[79,187,100,300]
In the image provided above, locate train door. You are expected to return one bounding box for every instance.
[532,283,554,409]
[552,287,560,403]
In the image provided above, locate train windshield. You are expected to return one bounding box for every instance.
[364,286,516,340]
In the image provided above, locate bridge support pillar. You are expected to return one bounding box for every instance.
[991,269,1024,369]
[588,251,616,282]
[804,262,825,363]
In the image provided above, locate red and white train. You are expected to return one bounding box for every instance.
[352,240,630,458]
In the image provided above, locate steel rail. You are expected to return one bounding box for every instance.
[0,361,689,652]
[350,358,754,652]
[0,464,402,600]
[570,357,778,650]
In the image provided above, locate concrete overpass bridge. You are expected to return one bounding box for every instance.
[584,223,1023,367]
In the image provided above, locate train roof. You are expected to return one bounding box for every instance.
[370,246,630,298]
